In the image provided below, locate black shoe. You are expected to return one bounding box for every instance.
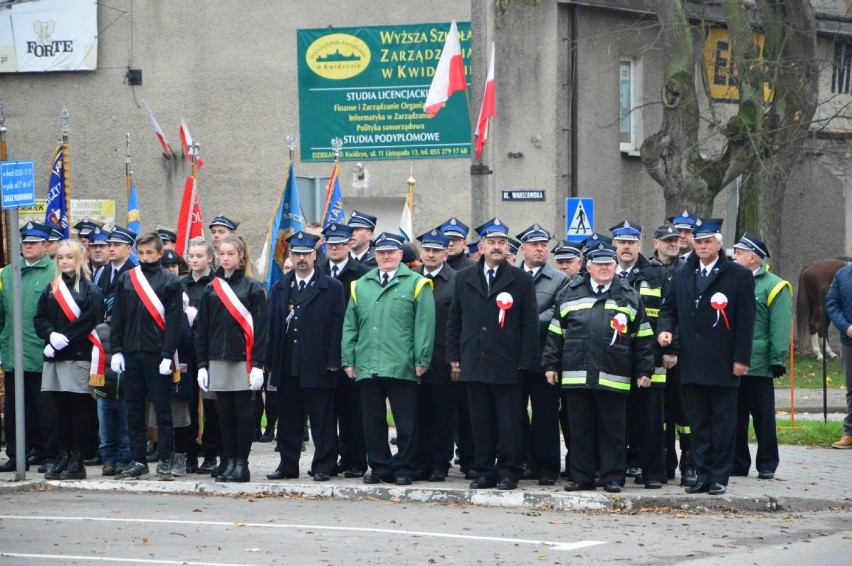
[44,452,70,480]
[604,482,621,493]
[469,476,497,489]
[60,453,87,480]
[394,476,412,486]
[521,468,536,480]
[680,470,697,487]
[685,481,710,494]
[83,454,103,466]
[26,453,43,466]
[258,430,274,443]
[428,470,446,482]
[185,456,199,474]
[313,472,331,482]
[708,482,726,495]
[757,471,775,480]
[538,475,556,486]
[37,461,53,473]
[363,472,392,484]
[497,478,518,490]
[560,469,571,479]
[645,480,663,489]
[102,464,116,476]
[564,481,595,492]
[198,458,218,474]
[625,466,641,478]
[266,468,299,480]
[464,469,478,480]
[224,459,250,483]
[343,468,365,479]
[215,458,236,481]
[633,474,645,484]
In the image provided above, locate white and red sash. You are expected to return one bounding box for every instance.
[211,276,254,374]
[52,279,105,384]
[128,266,180,380]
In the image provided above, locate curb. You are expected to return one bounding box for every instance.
[5,478,849,513]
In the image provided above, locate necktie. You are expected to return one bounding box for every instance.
[527,269,534,277]
[381,273,389,287]
[112,268,118,284]
[596,284,605,295]
[426,273,434,280]
[331,265,339,279]
[619,271,628,279]
[487,268,495,291]
[298,280,306,293]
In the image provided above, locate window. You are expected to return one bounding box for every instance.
[619,57,643,155]
[832,40,852,95]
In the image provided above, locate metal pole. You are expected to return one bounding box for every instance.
[9,207,25,479]
[822,285,828,423]
[470,0,493,229]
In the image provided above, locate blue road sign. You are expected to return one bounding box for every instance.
[0,160,36,209]
[565,198,594,242]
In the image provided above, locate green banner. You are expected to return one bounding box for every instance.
[297,22,472,162]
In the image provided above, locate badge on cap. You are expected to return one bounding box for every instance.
[26,222,33,229]
[450,218,457,225]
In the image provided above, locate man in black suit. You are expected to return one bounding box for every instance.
[320,223,371,478]
[413,230,457,481]
[266,232,345,481]
[658,218,756,496]
[347,210,377,264]
[446,218,539,490]
[438,217,476,271]
[100,226,137,321]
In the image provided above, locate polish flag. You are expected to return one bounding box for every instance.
[143,100,172,156]
[179,116,204,168]
[424,20,467,118]
[474,42,496,160]
[175,175,204,257]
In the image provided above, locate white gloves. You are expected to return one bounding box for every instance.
[249,368,264,391]
[111,353,125,373]
[49,332,70,350]
[43,345,55,358]
[159,358,173,375]
[197,368,209,392]
[185,306,198,326]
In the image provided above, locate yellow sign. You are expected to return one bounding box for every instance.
[704,27,771,102]
[306,33,371,80]
[18,199,115,231]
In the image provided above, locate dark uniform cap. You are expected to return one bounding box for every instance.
[160,249,182,265]
[437,217,469,239]
[733,231,770,258]
[322,223,354,244]
[653,224,679,240]
[74,220,101,237]
[20,221,51,242]
[508,237,520,255]
[610,220,642,241]
[692,217,723,240]
[157,226,177,243]
[47,223,63,241]
[416,229,450,250]
[374,232,405,251]
[475,217,510,239]
[580,233,612,253]
[552,240,582,260]
[401,243,418,263]
[209,215,239,231]
[516,223,551,243]
[467,240,480,254]
[348,210,377,230]
[585,242,618,264]
[667,210,696,230]
[106,225,137,245]
[87,227,108,245]
[286,231,321,253]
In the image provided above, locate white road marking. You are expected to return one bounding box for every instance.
[0,514,607,552]
[0,555,246,566]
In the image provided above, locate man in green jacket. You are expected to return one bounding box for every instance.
[0,222,56,472]
[342,232,435,486]
[732,232,792,480]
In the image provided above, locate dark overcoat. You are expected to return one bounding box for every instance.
[416,263,457,384]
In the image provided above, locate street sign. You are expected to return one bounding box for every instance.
[565,197,593,242]
[502,190,545,201]
[0,160,36,209]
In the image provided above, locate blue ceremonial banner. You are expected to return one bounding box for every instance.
[321,163,345,228]
[127,179,141,263]
[262,161,304,291]
[44,147,69,237]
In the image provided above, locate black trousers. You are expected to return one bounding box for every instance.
[415,381,455,476]
[125,352,173,463]
[277,378,337,475]
[565,387,627,485]
[466,381,524,481]
[558,394,571,472]
[734,375,779,474]
[453,381,475,472]
[263,372,279,434]
[521,370,561,478]
[335,372,366,473]
[217,390,254,461]
[633,386,666,482]
[201,398,220,459]
[683,384,738,485]
[55,391,90,454]
[360,377,418,479]
[85,395,99,458]
[664,362,692,472]
[4,371,55,460]
[186,379,201,460]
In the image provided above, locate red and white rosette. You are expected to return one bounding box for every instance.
[496,292,513,329]
[610,312,628,345]
[710,292,730,329]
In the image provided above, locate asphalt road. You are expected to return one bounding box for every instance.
[1,490,849,565]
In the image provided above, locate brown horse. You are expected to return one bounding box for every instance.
[796,258,849,360]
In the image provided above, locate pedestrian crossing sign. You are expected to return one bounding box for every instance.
[565,198,594,242]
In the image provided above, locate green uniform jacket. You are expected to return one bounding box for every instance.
[342,264,435,382]
[747,265,792,378]
[0,255,55,372]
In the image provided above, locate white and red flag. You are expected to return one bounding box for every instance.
[179,116,204,168]
[474,42,496,160]
[175,175,204,257]
[143,100,172,155]
[423,20,467,118]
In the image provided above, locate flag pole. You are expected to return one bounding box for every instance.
[125,133,132,202]
[0,102,9,265]
[322,137,343,221]
[60,107,71,233]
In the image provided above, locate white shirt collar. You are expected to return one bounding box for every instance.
[380,268,398,281]
[296,270,315,287]
[330,258,348,272]
[427,264,444,278]
[699,256,719,273]
[589,277,612,294]
[522,263,541,277]
[483,263,499,277]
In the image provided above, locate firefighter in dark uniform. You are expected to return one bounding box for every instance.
[611,220,671,489]
[438,217,476,271]
[347,210,377,264]
[542,241,655,493]
[319,223,372,478]
[517,224,568,486]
